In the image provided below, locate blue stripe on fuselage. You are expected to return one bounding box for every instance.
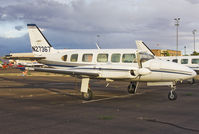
[45,64,193,76]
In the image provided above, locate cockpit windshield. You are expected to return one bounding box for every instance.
[139,52,154,62]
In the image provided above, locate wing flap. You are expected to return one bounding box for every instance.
[31,67,99,77]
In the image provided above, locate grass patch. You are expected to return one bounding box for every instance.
[185,93,193,96]
[98,115,114,120]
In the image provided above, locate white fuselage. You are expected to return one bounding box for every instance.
[36,48,196,82]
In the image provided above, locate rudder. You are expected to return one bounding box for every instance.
[27,24,54,55]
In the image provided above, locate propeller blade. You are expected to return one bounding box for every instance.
[136,51,142,68]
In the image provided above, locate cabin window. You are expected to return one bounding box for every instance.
[70,54,78,62]
[172,59,178,63]
[192,59,199,64]
[61,55,67,61]
[181,59,188,64]
[122,54,136,63]
[82,54,93,62]
[111,53,121,63]
[97,54,108,62]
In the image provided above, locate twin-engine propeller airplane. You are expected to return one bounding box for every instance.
[26,24,196,101]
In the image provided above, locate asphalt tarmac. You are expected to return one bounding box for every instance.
[0,73,199,134]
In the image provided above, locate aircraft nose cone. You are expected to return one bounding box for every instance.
[183,66,197,80]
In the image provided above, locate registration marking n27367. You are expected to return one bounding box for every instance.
[32,46,51,52]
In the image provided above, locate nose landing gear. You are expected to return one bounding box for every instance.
[168,84,177,101]
[168,91,177,100]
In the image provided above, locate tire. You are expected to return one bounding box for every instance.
[168,91,177,101]
[128,84,136,94]
[82,88,93,101]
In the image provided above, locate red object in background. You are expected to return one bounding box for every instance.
[2,65,8,69]
[8,63,13,67]
[17,65,24,68]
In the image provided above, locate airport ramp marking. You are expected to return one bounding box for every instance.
[82,93,143,104]
[81,88,159,104]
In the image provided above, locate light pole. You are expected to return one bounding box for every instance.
[192,29,197,52]
[174,18,180,56]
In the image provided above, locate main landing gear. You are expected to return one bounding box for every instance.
[81,78,93,101]
[127,82,137,94]
[82,88,93,101]
[168,84,177,101]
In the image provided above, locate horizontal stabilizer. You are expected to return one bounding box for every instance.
[3,56,46,60]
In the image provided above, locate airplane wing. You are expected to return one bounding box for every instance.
[29,67,99,77]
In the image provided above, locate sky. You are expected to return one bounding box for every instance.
[1,0,199,56]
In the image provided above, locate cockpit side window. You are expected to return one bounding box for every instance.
[61,55,67,61]
[122,54,136,63]
[181,59,188,64]
[192,59,199,64]
[172,59,178,63]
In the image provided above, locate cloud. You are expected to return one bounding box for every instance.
[186,0,199,4]
[0,0,199,56]
[0,21,27,38]
[15,25,23,31]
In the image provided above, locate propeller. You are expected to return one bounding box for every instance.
[136,51,151,76]
[133,51,151,93]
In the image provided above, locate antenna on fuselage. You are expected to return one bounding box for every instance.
[96,42,101,49]
[96,35,101,49]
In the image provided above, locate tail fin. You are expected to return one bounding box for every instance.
[135,40,154,56]
[27,24,54,56]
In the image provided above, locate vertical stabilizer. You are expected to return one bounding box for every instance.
[135,40,154,56]
[27,24,54,56]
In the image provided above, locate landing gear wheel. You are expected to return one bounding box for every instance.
[128,83,136,94]
[168,91,177,101]
[82,88,93,101]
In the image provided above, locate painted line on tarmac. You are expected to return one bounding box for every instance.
[81,88,160,104]
[82,93,143,104]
